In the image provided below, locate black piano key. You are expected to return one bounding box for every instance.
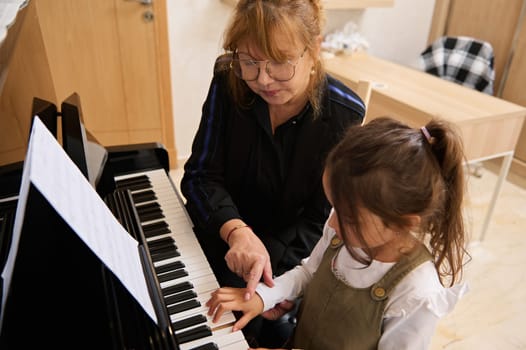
[167,299,201,315]
[150,244,176,255]
[142,221,171,238]
[115,175,151,191]
[148,236,175,248]
[115,174,150,186]
[136,201,161,214]
[171,314,207,331]
[164,290,197,305]
[189,343,219,350]
[143,226,171,238]
[139,210,165,223]
[162,281,194,297]
[148,236,176,251]
[150,245,179,258]
[149,245,178,256]
[132,189,157,203]
[148,235,173,244]
[155,260,185,274]
[136,201,163,216]
[177,324,213,344]
[149,242,176,253]
[157,269,189,283]
[125,182,152,192]
[150,249,180,262]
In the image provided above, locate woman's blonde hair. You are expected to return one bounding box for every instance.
[221,0,326,118]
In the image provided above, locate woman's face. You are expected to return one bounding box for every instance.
[236,38,316,107]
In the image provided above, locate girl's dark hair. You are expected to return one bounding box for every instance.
[326,117,469,286]
[221,0,326,118]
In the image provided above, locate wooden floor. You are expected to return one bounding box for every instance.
[430,163,526,349]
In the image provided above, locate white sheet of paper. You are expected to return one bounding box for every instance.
[1,117,157,325]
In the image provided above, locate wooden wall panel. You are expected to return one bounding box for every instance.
[427,0,526,180]
[444,0,523,94]
[502,17,526,164]
[0,1,56,166]
[35,0,130,138]
[427,0,451,45]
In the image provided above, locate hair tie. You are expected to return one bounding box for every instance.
[420,126,435,144]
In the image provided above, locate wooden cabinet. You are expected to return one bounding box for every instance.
[429,0,526,178]
[0,2,56,166]
[0,0,176,168]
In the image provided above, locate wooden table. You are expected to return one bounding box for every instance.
[324,52,526,241]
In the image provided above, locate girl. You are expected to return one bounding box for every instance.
[206,117,470,350]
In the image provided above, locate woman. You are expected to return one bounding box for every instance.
[181,0,365,345]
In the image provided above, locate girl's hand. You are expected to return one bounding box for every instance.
[225,227,274,300]
[206,287,264,331]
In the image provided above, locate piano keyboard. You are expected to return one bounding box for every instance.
[114,169,249,350]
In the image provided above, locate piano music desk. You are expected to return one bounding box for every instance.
[324,53,526,241]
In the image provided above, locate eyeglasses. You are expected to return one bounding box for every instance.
[230,48,307,82]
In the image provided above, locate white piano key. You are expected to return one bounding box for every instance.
[179,327,249,350]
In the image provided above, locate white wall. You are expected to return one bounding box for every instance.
[166,0,232,161]
[359,0,436,67]
[167,0,435,161]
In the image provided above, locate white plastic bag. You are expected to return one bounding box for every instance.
[322,21,369,55]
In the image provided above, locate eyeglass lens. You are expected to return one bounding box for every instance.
[232,55,297,82]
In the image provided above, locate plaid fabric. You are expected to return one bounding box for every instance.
[420,36,495,95]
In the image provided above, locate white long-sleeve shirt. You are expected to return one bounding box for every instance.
[256,220,468,350]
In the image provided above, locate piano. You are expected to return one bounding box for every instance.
[0,95,249,349]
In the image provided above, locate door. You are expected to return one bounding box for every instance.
[0,0,176,167]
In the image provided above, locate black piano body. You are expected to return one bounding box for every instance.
[0,96,245,349]
[0,96,177,349]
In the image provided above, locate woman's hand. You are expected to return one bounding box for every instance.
[261,299,295,320]
[224,225,274,300]
[206,287,264,331]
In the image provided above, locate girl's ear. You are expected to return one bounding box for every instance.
[405,215,421,230]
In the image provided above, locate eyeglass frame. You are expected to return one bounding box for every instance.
[229,47,308,82]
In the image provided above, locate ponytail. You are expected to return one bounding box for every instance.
[420,119,469,286]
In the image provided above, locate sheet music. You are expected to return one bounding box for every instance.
[1,117,157,326]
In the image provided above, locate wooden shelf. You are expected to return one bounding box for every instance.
[221,0,394,9]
